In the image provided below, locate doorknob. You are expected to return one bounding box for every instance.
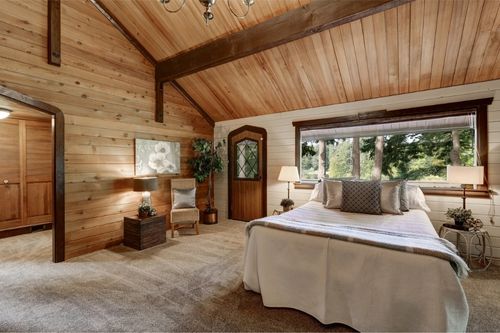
[3,179,8,184]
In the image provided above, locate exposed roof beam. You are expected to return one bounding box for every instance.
[170,81,215,127]
[156,0,411,82]
[48,0,61,66]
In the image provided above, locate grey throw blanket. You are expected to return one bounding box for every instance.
[246,216,469,278]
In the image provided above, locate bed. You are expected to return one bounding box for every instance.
[243,201,469,332]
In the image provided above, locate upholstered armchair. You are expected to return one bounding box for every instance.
[170,178,200,238]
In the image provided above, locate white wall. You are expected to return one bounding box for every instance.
[214,80,500,261]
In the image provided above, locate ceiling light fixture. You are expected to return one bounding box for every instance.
[0,108,12,120]
[160,0,255,25]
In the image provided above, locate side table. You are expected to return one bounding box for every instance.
[438,225,492,271]
[124,215,166,250]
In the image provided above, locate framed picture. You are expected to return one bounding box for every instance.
[135,139,180,176]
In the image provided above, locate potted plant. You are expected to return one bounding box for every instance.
[280,198,295,212]
[190,138,225,224]
[445,207,473,226]
[138,202,152,218]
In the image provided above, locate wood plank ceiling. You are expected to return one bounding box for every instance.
[99,0,309,60]
[102,0,500,122]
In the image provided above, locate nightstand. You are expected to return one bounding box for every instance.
[438,225,492,271]
[123,215,166,250]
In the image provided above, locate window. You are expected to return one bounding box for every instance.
[235,139,259,179]
[300,115,476,182]
[293,99,492,195]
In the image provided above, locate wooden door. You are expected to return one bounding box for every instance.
[0,118,53,231]
[0,120,22,229]
[228,126,267,221]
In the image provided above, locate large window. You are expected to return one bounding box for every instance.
[293,99,491,195]
[300,115,476,182]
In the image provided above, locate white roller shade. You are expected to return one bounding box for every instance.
[301,114,475,141]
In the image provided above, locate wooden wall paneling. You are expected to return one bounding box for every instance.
[47,0,61,66]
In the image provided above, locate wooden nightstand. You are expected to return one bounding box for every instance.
[123,215,166,250]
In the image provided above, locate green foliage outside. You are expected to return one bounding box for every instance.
[300,129,474,181]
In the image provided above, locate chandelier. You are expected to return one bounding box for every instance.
[160,0,256,24]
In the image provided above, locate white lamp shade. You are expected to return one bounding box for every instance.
[447,166,484,185]
[278,166,300,182]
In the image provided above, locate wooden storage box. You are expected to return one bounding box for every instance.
[123,215,166,250]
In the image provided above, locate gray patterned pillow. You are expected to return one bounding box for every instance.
[341,180,382,215]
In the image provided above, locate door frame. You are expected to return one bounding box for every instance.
[227,125,267,220]
[0,85,65,263]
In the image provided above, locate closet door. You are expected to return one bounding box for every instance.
[0,120,22,229]
[25,120,53,225]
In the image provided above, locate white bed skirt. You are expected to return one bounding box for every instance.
[243,226,468,332]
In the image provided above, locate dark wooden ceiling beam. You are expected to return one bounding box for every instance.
[156,0,412,82]
[89,0,213,125]
[48,0,61,66]
[170,81,215,127]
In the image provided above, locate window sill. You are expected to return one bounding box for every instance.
[294,182,491,199]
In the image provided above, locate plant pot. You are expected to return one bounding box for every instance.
[203,208,218,224]
[454,218,465,226]
[282,205,293,212]
[138,212,149,219]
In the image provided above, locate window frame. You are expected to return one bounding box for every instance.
[293,98,493,198]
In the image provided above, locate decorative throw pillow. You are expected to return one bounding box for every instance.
[324,180,342,209]
[173,188,196,209]
[309,182,324,202]
[407,185,431,212]
[341,180,382,215]
[322,177,355,204]
[381,181,402,215]
[399,180,409,212]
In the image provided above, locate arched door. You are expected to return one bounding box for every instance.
[228,125,267,221]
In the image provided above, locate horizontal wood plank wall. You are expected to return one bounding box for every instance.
[214,80,500,262]
[0,0,212,259]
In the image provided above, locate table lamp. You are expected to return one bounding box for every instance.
[133,177,159,207]
[278,166,300,199]
[446,166,484,209]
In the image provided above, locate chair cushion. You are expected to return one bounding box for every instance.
[173,188,196,209]
[171,208,199,222]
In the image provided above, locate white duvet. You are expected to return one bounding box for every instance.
[243,201,468,332]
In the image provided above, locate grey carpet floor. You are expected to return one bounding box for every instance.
[0,220,498,332]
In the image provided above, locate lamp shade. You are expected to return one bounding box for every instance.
[447,166,484,185]
[278,166,300,182]
[0,108,11,120]
[133,177,159,192]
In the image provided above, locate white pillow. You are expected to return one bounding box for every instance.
[381,181,402,215]
[324,180,342,209]
[407,185,431,212]
[309,182,323,202]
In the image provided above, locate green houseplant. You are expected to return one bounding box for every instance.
[190,138,225,224]
[445,207,472,226]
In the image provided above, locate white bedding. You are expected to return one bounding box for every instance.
[243,201,468,332]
